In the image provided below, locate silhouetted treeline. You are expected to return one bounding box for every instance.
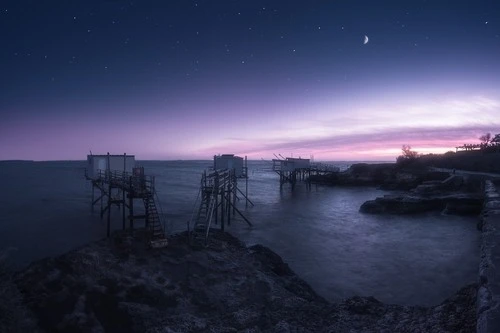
[398,150,500,173]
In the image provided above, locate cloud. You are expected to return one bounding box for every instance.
[197,124,500,159]
[194,94,500,159]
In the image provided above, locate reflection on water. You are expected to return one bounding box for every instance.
[0,160,479,306]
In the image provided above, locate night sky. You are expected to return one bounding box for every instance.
[1,1,499,161]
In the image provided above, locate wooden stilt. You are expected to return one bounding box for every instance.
[122,189,126,230]
[100,187,104,218]
[91,183,95,211]
[107,182,111,237]
[220,184,225,232]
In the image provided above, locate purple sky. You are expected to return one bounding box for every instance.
[1,1,499,161]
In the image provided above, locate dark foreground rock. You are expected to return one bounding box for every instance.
[6,230,477,332]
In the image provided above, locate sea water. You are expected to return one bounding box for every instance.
[0,160,479,306]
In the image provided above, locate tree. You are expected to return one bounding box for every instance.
[396,145,419,166]
[492,133,500,143]
[479,133,492,145]
[401,145,419,159]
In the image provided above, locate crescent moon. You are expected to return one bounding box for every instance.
[364,35,369,44]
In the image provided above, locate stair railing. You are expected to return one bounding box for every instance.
[204,189,217,245]
[153,184,169,236]
[188,175,204,233]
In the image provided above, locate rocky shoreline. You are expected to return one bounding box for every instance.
[1,229,477,332]
[310,163,485,216]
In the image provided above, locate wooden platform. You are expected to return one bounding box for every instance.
[86,168,167,248]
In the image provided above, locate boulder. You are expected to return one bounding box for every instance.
[360,194,483,215]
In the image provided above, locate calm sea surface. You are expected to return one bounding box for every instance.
[0,160,479,306]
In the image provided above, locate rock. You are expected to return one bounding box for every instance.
[443,201,483,216]
[8,229,478,332]
[249,244,293,277]
[360,194,483,215]
[359,196,443,214]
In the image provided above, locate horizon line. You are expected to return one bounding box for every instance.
[0,158,396,163]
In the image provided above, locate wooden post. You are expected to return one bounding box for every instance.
[122,189,126,230]
[91,183,95,211]
[245,159,249,208]
[220,173,225,232]
[100,187,104,218]
[106,152,110,180]
[233,174,237,216]
[215,189,218,225]
[107,182,111,237]
[145,198,149,228]
[227,174,231,226]
[129,177,134,230]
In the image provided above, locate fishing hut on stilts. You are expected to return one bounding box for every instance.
[272,156,312,190]
[272,155,340,190]
[188,154,254,246]
[85,153,168,248]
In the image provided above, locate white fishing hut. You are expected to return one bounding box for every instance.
[86,153,136,179]
[213,154,247,178]
[272,157,311,189]
[272,157,310,172]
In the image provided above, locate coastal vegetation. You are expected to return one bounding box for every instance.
[395,132,500,173]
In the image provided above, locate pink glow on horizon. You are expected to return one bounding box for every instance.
[1,91,499,161]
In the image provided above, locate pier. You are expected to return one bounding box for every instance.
[85,153,168,248]
[272,156,340,189]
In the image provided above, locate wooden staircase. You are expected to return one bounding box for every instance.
[190,185,217,246]
[143,190,168,248]
[188,168,253,246]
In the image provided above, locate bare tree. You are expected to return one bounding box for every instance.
[479,133,492,145]
[492,133,500,143]
[401,145,419,159]
[396,145,419,165]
